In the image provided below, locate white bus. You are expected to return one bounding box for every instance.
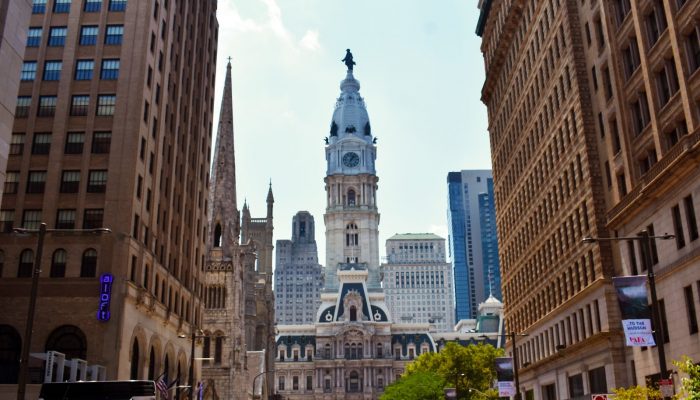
[39,380,156,400]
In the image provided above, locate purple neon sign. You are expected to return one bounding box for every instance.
[97,273,114,321]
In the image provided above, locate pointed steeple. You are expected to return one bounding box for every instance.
[208,59,239,256]
[266,181,274,220]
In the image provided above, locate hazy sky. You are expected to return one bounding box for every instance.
[213,0,490,265]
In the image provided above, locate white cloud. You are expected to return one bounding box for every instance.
[299,30,321,51]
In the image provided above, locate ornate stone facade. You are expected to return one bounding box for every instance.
[201,61,275,400]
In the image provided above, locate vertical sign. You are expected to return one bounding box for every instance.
[613,275,655,346]
[495,357,516,397]
[97,273,114,322]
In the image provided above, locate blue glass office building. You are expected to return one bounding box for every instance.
[447,170,502,321]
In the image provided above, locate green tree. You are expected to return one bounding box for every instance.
[380,371,446,400]
[675,356,700,399]
[381,342,503,400]
[611,385,662,400]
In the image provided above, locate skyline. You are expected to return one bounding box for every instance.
[213,0,490,264]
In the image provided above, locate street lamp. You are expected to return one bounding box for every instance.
[14,223,111,400]
[252,370,275,399]
[468,387,489,398]
[583,230,674,389]
[479,332,528,400]
[178,330,208,399]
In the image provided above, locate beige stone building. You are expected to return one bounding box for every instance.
[477,0,700,397]
[0,0,32,205]
[0,0,218,397]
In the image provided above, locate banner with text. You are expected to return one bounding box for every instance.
[613,275,655,347]
[495,357,516,397]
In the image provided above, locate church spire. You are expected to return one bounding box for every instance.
[208,59,239,256]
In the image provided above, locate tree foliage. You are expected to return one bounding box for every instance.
[611,385,662,400]
[380,371,446,400]
[381,342,503,400]
[675,356,700,399]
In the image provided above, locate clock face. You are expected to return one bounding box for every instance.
[342,152,360,168]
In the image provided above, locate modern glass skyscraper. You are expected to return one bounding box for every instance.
[447,170,501,321]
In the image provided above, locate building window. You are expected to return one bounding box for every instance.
[55,209,76,229]
[684,195,699,242]
[43,60,62,81]
[100,59,120,80]
[672,204,686,249]
[32,0,47,14]
[214,336,223,365]
[21,62,37,81]
[622,37,641,80]
[306,375,313,390]
[84,0,100,12]
[96,95,116,116]
[589,366,608,394]
[87,170,108,193]
[92,131,111,153]
[108,0,127,11]
[50,249,67,277]
[278,376,285,391]
[79,26,98,45]
[18,249,34,277]
[656,59,679,107]
[293,376,299,391]
[83,209,103,229]
[15,97,31,118]
[684,286,698,334]
[75,59,94,80]
[686,26,700,73]
[48,27,68,46]
[32,133,51,154]
[70,95,90,116]
[665,120,688,149]
[65,132,85,154]
[9,134,25,155]
[630,93,650,136]
[53,0,71,13]
[22,210,42,230]
[568,374,584,398]
[0,210,14,233]
[105,25,124,45]
[27,171,47,193]
[27,27,42,46]
[80,249,98,277]
[37,96,57,117]
[645,1,668,48]
[3,173,19,194]
[60,170,80,193]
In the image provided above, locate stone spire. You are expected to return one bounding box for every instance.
[266,181,274,221]
[208,60,239,257]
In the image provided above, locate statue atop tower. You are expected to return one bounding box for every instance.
[342,48,355,71]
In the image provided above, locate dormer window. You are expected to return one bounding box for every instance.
[345,125,356,133]
[347,189,356,206]
[364,122,371,135]
[330,121,338,136]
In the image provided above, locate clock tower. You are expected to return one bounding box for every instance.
[323,56,381,290]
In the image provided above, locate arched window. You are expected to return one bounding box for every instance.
[214,224,222,247]
[148,347,156,380]
[50,249,67,278]
[80,249,97,277]
[349,306,357,322]
[347,189,356,206]
[344,343,349,359]
[130,339,140,380]
[348,371,360,392]
[214,336,223,365]
[0,325,21,383]
[358,343,363,359]
[163,354,170,378]
[18,249,34,278]
[202,336,211,366]
[376,343,383,358]
[45,325,87,360]
[324,343,331,359]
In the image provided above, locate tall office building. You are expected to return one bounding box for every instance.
[0,0,32,204]
[447,170,501,322]
[477,0,700,397]
[0,0,218,394]
[274,211,324,325]
[382,233,455,332]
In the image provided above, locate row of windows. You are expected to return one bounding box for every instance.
[0,248,98,278]
[10,131,111,156]
[32,0,126,15]
[21,59,120,81]
[16,94,116,117]
[4,169,107,195]
[0,209,104,232]
[27,25,123,47]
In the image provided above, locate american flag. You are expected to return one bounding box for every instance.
[197,381,204,400]
[155,372,170,400]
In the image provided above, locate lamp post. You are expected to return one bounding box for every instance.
[14,223,111,400]
[583,230,674,391]
[252,370,275,399]
[480,331,528,400]
[178,330,207,400]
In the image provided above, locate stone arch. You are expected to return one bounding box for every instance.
[346,187,357,206]
[176,350,187,388]
[146,335,163,380]
[45,325,87,360]
[129,327,147,380]
[162,341,176,378]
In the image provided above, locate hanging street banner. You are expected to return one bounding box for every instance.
[613,275,655,347]
[495,357,516,397]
